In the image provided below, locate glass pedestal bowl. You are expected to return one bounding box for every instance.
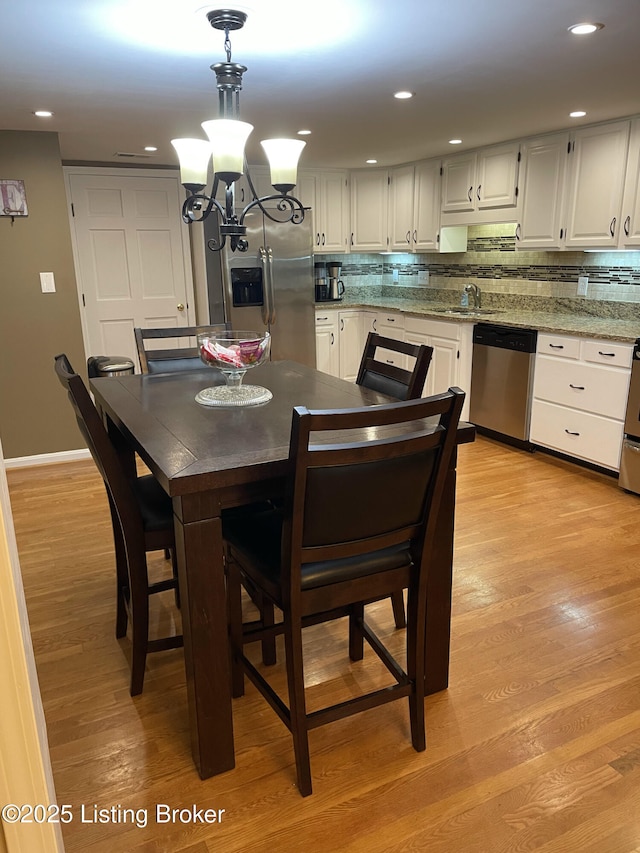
[195,330,272,407]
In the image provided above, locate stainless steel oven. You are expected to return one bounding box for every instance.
[619,337,640,493]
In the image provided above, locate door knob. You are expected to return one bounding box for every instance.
[177,303,185,311]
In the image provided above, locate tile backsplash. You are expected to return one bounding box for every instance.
[322,224,640,310]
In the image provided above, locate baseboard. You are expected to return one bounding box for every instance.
[4,449,91,469]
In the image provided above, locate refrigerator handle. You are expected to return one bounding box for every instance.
[258,247,270,326]
[266,246,276,325]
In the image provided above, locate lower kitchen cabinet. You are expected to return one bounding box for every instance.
[404,316,472,420]
[530,333,632,470]
[315,310,339,376]
[315,309,362,382]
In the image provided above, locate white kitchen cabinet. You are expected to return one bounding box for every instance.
[389,160,442,252]
[441,142,520,217]
[619,118,640,248]
[562,121,631,249]
[372,311,406,368]
[530,332,632,470]
[349,169,389,251]
[315,310,339,377]
[404,316,472,420]
[515,132,569,250]
[300,169,350,253]
[338,310,363,381]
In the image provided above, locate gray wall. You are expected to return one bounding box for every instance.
[0,131,87,458]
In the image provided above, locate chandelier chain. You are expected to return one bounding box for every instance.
[224,28,232,63]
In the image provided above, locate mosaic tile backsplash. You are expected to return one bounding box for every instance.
[321,224,640,314]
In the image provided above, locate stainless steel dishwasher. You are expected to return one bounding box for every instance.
[469,323,538,445]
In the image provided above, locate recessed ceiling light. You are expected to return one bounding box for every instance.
[568,22,604,35]
[449,139,463,145]
[366,159,378,164]
[33,110,53,118]
[569,111,587,118]
[393,91,413,100]
[144,146,158,152]
[297,129,312,136]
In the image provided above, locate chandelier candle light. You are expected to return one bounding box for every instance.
[171,9,306,252]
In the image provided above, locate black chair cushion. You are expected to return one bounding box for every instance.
[223,506,413,591]
[132,475,173,532]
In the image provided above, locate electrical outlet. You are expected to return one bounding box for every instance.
[40,272,56,293]
[577,276,588,296]
[392,268,399,283]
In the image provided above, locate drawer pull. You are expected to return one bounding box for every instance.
[569,384,585,390]
[317,316,328,321]
[598,351,615,358]
[564,429,580,436]
[549,344,564,349]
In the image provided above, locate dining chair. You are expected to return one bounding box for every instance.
[54,353,183,695]
[134,324,231,374]
[356,331,434,629]
[224,388,465,796]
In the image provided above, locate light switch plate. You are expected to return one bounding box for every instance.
[577,276,588,296]
[40,272,56,293]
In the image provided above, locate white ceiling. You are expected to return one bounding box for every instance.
[2,0,640,171]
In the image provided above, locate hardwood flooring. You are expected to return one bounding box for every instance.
[8,437,640,852]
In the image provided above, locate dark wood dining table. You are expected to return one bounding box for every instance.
[90,360,474,780]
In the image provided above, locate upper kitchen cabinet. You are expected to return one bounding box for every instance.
[389,160,442,252]
[619,118,640,248]
[562,120,630,249]
[440,142,521,223]
[299,169,350,253]
[350,169,390,251]
[515,132,569,250]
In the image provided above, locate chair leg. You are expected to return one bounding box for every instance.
[390,591,406,629]
[406,587,426,752]
[170,547,181,610]
[348,603,364,661]
[129,602,149,697]
[283,613,312,797]
[226,555,245,699]
[256,591,277,666]
[107,493,129,638]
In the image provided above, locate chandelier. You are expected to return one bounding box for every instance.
[171,9,306,253]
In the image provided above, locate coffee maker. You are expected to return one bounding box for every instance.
[314,262,329,302]
[327,262,345,301]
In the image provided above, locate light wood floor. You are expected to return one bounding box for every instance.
[8,437,640,852]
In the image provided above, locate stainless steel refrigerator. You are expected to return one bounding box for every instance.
[205,208,316,368]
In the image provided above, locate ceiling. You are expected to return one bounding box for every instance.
[2,0,640,171]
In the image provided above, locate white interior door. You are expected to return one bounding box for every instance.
[66,169,194,367]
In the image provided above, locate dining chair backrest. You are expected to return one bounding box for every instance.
[54,354,144,548]
[282,389,465,596]
[356,332,433,401]
[134,324,231,374]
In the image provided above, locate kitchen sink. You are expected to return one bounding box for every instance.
[434,307,505,317]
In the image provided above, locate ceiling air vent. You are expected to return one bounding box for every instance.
[114,152,152,158]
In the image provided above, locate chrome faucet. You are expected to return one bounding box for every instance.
[464,283,481,309]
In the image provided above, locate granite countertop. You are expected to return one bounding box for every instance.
[317,297,640,344]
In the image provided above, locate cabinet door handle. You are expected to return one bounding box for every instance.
[350,232,354,246]
[569,384,585,390]
[316,233,320,246]
[564,429,580,436]
[624,215,631,236]
[477,184,481,201]
[413,229,417,243]
[373,319,377,331]
[322,233,326,246]
[340,318,344,331]
[386,359,394,364]
[549,344,564,349]
[560,228,564,239]
[317,316,328,321]
[386,317,395,322]
[468,186,473,203]
[610,216,616,237]
[406,230,411,244]
[331,333,334,345]
[515,223,521,241]
[598,351,615,358]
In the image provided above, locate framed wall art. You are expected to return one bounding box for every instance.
[0,179,29,217]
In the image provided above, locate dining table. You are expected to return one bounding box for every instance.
[90,359,475,780]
